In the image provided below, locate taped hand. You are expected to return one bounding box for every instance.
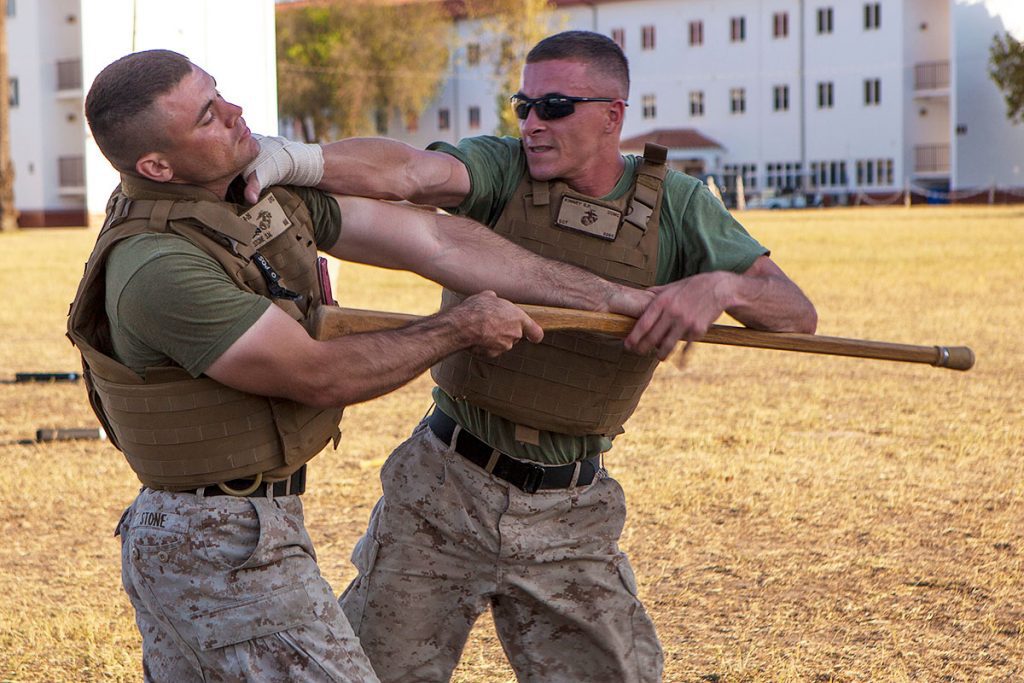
[243,134,325,203]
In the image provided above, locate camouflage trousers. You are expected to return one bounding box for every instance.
[117,487,380,682]
[340,419,664,683]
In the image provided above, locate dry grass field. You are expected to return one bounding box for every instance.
[0,205,1021,682]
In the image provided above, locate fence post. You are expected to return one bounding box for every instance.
[904,177,911,208]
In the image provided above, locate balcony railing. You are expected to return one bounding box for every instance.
[56,59,82,91]
[914,61,950,91]
[914,144,950,174]
[59,156,85,188]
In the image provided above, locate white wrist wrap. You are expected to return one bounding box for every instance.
[244,133,325,189]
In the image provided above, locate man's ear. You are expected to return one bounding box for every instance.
[136,153,173,182]
[605,100,626,133]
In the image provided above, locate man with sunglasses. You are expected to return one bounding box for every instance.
[70,48,660,681]
[249,29,816,682]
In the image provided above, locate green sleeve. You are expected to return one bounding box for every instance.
[656,169,769,283]
[426,135,527,226]
[285,185,343,250]
[106,234,271,378]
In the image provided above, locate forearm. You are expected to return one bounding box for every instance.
[330,196,651,317]
[719,268,817,333]
[318,138,467,206]
[419,213,648,316]
[310,312,470,407]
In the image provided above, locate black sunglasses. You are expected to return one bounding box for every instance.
[509,93,624,121]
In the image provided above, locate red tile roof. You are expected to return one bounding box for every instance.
[620,128,724,151]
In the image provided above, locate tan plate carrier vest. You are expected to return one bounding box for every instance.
[432,143,669,437]
[66,180,342,490]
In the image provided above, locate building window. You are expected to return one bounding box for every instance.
[466,43,481,66]
[723,163,758,191]
[438,108,450,131]
[773,12,789,38]
[766,162,801,190]
[611,28,625,50]
[56,59,82,91]
[58,156,85,188]
[374,109,388,135]
[730,88,746,114]
[6,0,14,17]
[468,105,481,129]
[855,158,893,186]
[730,16,746,42]
[810,160,847,187]
[689,90,704,117]
[864,78,881,105]
[881,158,894,184]
[8,77,17,107]
[641,25,656,50]
[689,21,703,46]
[642,94,657,119]
[864,2,881,30]
[773,85,790,111]
[817,81,834,108]
[956,124,968,135]
[817,7,834,34]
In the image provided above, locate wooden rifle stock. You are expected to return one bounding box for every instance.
[311,305,974,371]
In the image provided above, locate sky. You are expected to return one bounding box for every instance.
[964,0,1024,38]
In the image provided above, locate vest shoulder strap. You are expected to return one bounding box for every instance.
[625,144,669,231]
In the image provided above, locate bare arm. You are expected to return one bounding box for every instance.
[319,138,471,207]
[205,291,542,409]
[242,135,470,207]
[625,255,817,360]
[327,195,653,317]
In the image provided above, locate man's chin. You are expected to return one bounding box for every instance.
[525,161,559,182]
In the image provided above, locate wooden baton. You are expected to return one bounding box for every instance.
[311,305,975,371]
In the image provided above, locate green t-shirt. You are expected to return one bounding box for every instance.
[105,185,341,377]
[427,135,769,464]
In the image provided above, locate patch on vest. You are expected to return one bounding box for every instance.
[556,196,622,241]
[242,194,292,249]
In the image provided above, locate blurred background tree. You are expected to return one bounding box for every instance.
[0,0,18,231]
[277,0,452,141]
[465,0,559,137]
[989,30,1024,124]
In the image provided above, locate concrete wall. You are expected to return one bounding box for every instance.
[952,0,1024,190]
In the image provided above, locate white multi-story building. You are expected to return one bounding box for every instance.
[5,0,277,226]
[382,0,1024,203]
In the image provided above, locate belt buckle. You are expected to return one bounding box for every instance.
[217,472,263,497]
[521,462,545,494]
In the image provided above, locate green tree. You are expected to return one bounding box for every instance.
[989,31,1024,124]
[465,0,561,137]
[0,0,18,231]
[277,1,451,141]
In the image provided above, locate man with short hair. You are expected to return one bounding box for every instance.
[249,30,817,682]
[69,48,653,681]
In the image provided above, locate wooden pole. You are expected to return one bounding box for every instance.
[312,305,975,371]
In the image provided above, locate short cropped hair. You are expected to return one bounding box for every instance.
[85,50,194,173]
[526,31,630,97]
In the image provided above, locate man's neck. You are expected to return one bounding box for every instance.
[169,177,232,201]
[564,154,627,198]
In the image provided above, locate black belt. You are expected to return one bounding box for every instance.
[427,411,601,494]
[200,465,307,497]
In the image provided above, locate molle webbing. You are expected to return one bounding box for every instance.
[67,182,341,489]
[104,188,321,321]
[432,144,668,437]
